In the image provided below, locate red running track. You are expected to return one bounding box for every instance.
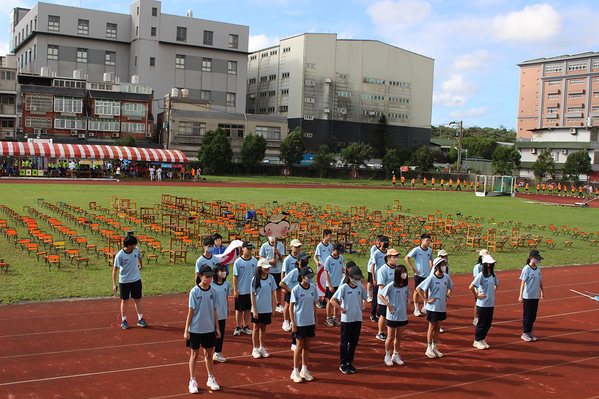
[1,264,599,398]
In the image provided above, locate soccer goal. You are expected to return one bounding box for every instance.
[475,175,516,197]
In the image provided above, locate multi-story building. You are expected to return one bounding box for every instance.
[10,0,248,121]
[246,33,434,151]
[0,55,18,140]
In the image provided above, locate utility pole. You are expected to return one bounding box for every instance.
[450,121,463,171]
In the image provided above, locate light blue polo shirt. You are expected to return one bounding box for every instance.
[332,282,368,323]
[282,254,298,275]
[371,248,387,280]
[281,268,314,290]
[114,247,141,284]
[259,241,286,274]
[376,264,397,305]
[195,254,218,273]
[315,242,333,264]
[519,264,542,299]
[210,280,231,320]
[250,274,277,314]
[233,256,257,295]
[407,246,434,278]
[473,263,482,276]
[379,283,410,322]
[471,273,498,308]
[324,254,344,288]
[290,283,319,327]
[418,273,453,312]
[188,285,219,334]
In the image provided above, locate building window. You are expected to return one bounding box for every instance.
[306,63,316,68]
[268,107,275,112]
[94,100,120,116]
[0,71,16,80]
[256,126,281,140]
[54,98,83,113]
[548,81,560,86]
[303,115,314,120]
[48,15,60,32]
[175,54,185,69]
[545,64,563,73]
[569,93,584,99]
[261,52,268,58]
[546,107,558,113]
[281,89,289,94]
[202,58,212,72]
[47,45,58,60]
[570,78,585,84]
[259,108,266,113]
[270,50,277,56]
[282,72,290,78]
[105,51,116,66]
[567,117,582,122]
[389,81,410,88]
[283,47,290,53]
[178,121,206,136]
[389,97,409,103]
[337,91,351,97]
[134,56,137,66]
[260,76,267,82]
[304,97,314,103]
[338,107,347,114]
[176,26,187,42]
[259,92,267,98]
[547,94,559,100]
[25,96,52,112]
[305,80,315,86]
[362,94,385,100]
[76,48,87,63]
[567,107,583,112]
[568,62,588,71]
[150,57,155,66]
[152,7,158,16]
[106,23,117,39]
[339,74,348,79]
[226,93,236,106]
[201,90,210,100]
[269,74,276,80]
[363,77,385,84]
[218,123,244,137]
[229,34,238,49]
[268,91,275,96]
[592,106,599,112]
[248,78,256,84]
[151,27,156,36]
[228,61,237,75]
[250,55,257,61]
[204,30,213,45]
[78,19,89,35]
[279,106,288,112]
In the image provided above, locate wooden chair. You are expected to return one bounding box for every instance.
[466,228,481,248]
[486,228,504,253]
[168,237,187,264]
[0,259,8,273]
[105,236,121,266]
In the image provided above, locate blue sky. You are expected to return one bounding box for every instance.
[2,0,599,130]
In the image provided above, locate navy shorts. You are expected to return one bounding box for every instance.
[386,319,409,328]
[426,311,447,322]
[284,292,291,303]
[186,331,216,350]
[119,279,142,300]
[325,286,338,300]
[378,304,387,317]
[251,312,272,325]
[295,324,316,339]
[235,294,252,311]
[367,272,373,284]
[271,272,282,286]
[413,275,426,290]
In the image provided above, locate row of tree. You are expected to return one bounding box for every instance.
[531,149,593,183]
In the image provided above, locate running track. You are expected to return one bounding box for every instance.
[1,264,599,398]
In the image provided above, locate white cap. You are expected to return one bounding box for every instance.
[289,239,302,247]
[479,249,490,257]
[433,257,446,268]
[482,255,497,264]
[257,258,271,269]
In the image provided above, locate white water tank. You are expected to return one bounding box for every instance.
[181,89,189,98]
[103,72,112,82]
[131,75,139,84]
[73,69,81,79]
[171,88,180,98]
[186,9,193,17]
[40,67,49,76]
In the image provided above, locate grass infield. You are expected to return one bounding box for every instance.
[0,180,597,304]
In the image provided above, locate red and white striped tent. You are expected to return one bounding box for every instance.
[0,142,187,163]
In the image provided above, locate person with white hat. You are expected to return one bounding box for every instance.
[472,249,489,326]
[281,239,303,332]
[519,250,545,342]
[250,258,277,358]
[375,248,401,341]
[470,255,498,349]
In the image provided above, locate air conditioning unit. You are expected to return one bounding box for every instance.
[570,128,577,134]
[145,131,152,138]
[111,132,120,138]
[325,78,331,83]
[369,111,376,116]
[324,108,330,114]
[562,149,568,155]
[78,133,86,139]
[88,132,95,137]
[5,131,14,138]
[531,148,536,154]
[249,93,256,99]
[42,130,48,135]
[71,130,78,136]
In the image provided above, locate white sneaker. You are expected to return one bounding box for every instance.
[213,352,227,362]
[414,308,422,317]
[481,339,490,349]
[473,340,486,350]
[252,347,261,358]
[291,344,297,352]
[392,354,404,365]
[290,370,302,383]
[300,369,314,381]
[367,295,373,303]
[189,379,199,394]
[421,305,427,315]
[282,320,291,331]
[432,347,444,358]
[425,347,436,359]
[259,347,270,358]
[276,304,284,313]
[473,317,478,326]
[242,326,253,335]
[206,376,220,391]
[384,355,394,366]
[439,328,444,333]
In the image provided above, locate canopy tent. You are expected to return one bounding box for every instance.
[0,142,187,163]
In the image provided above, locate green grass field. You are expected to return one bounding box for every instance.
[0,181,597,304]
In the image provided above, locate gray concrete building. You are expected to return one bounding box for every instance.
[246,33,434,151]
[10,0,249,120]
[0,55,17,140]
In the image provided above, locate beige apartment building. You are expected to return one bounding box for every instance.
[0,55,17,140]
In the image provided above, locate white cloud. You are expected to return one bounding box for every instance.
[433,92,467,108]
[367,0,431,30]
[491,4,562,42]
[447,106,490,119]
[450,49,492,74]
[248,35,280,52]
[441,75,479,97]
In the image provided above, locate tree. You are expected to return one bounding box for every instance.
[461,137,497,159]
[279,127,305,168]
[240,133,267,175]
[562,150,593,183]
[531,149,555,182]
[114,134,136,147]
[340,142,373,167]
[410,145,434,171]
[382,148,411,178]
[197,128,233,174]
[447,146,458,164]
[491,146,521,175]
[372,115,391,158]
[311,144,335,178]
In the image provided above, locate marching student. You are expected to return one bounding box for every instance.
[331,264,368,374]
[519,250,545,342]
[314,229,334,309]
[250,259,277,358]
[404,233,434,317]
[536,183,540,195]
[378,265,410,366]
[557,183,562,196]
[289,266,319,383]
[367,235,383,302]
[260,236,286,314]
[401,175,405,188]
[431,177,435,190]
[281,239,303,332]
[211,263,231,363]
[411,177,415,189]
[392,173,397,188]
[470,255,498,350]
[211,233,230,276]
[525,182,529,194]
[195,236,218,284]
[325,243,345,327]
[423,176,427,188]
[416,257,453,359]
[184,265,221,393]
[456,178,462,190]
[280,252,312,351]
[472,249,489,326]
[440,178,445,190]
[233,242,257,336]
[375,248,401,341]
[370,235,389,322]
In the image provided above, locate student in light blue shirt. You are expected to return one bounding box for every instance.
[211,263,231,363]
[405,233,434,317]
[112,235,147,329]
[367,235,383,301]
[280,252,312,350]
[518,250,545,342]
[325,243,345,327]
[233,242,257,336]
[378,265,410,367]
[470,255,499,350]
[211,233,231,276]
[250,259,277,359]
[370,236,389,322]
[416,257,453,359]
[375,248,400,341]
[281,239,303,332]
[195,236,217,283]
[472,249,489,326]
[259,237,286,313]
[289,266,319,383]
[314,229,333,308]
[184,265,221,393]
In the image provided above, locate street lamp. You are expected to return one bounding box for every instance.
[449,121,463,171]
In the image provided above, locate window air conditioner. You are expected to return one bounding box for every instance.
[145,131,152,138]
[42,130,48,135]
[325,78,331,83]
[562,149,568,155]
[530,148,536,154]
[324,108,330,114]
[88,132,95,137]
[78,133,86,139]
[71,130,78,136]
[5,131,14,138]
[570,128,577,134]
[111,132,120,138]
[369,111,376,116]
